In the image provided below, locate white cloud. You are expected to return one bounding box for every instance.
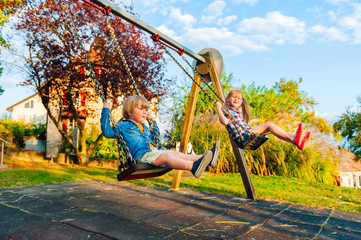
[178,27,268,54]
[328,10,338,22]
[348,107,361,113]
[232,0,258,6]
[238,11,308,45]
[337,3,361,43]
[156,25,180,41]
[217,15,238,26]
[168,8,197,28]
[326,0,350,5]
[310,25,348,42]
[201,0,226,23]
[315,112,341,119]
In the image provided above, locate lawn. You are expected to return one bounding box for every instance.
[1,159,361,213]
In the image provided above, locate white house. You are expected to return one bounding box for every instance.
[6,93,47,124]
[337,150,361,188]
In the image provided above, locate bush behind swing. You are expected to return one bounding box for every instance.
[189,113,338,185]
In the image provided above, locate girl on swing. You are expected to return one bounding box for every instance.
[101,95,220,178]
[215,90,311,150]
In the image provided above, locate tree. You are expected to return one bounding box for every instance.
[1,0,26,49]
[242,78,334,135]
[13,0,170,165]
[334,96,361,160]
[0,1,26,94]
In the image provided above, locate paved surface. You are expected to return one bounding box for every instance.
[0,180,361,240]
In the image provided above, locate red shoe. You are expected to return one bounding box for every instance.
[298,132,311,150]
[293,123,303,147]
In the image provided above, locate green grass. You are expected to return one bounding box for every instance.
[132,172,361,213]
[1,166,361,213]
[0,167,118,187]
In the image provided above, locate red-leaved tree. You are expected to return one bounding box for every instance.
[13,0,170,164]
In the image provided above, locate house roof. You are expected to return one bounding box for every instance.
[6,92,39,112]
[338,149,361,172]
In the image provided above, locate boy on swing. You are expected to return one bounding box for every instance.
[101,95,220,178]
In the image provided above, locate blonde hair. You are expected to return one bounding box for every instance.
[122,95,150,119]
[224,90,251,123]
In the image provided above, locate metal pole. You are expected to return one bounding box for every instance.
[1,142,3,166]
[88,0,206,63]
[1,138,9,168]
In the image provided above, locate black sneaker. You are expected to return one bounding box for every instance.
[210,140,220,168]
[191,150,212,178]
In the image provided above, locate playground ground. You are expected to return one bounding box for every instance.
[1,180,361,239]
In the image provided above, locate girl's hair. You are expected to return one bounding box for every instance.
[224,90,251,123]
[122,95,150,119]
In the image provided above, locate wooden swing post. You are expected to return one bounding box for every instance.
[171,74,201,190]
[208,54,256,200]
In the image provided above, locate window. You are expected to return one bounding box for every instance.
[25,100,34,108]
[62,118,86,133]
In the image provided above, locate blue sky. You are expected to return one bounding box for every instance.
[1,0,361,121]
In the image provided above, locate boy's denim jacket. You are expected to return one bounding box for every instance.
[100,107,159,162]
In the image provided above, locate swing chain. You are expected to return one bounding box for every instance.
[105,16,162,149]
[154,39,218,104]
[61,1,133,168]
[61,1,106,104]
[105,17,140,96]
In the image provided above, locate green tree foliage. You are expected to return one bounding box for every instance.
[334,96,361,160]
[0,65,3,94]
[0,1,26,91]
[242,78,333,135]
[0,0,26,49]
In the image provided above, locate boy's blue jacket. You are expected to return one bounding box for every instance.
[100,107,159,162]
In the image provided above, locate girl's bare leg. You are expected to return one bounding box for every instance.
[250,122,295,143]
[154,152,202,170]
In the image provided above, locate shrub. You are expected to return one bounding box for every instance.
[188,113,338,184]
[0,119,46,148]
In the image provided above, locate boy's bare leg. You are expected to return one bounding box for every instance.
[171,151,202,161]
[154,152,202,170]
[251,122,295,143]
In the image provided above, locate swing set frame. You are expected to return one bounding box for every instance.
[79,0,257,200]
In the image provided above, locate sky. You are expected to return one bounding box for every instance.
[1,0,361,122]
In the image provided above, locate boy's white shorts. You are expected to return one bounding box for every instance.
[137,147,173,166]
